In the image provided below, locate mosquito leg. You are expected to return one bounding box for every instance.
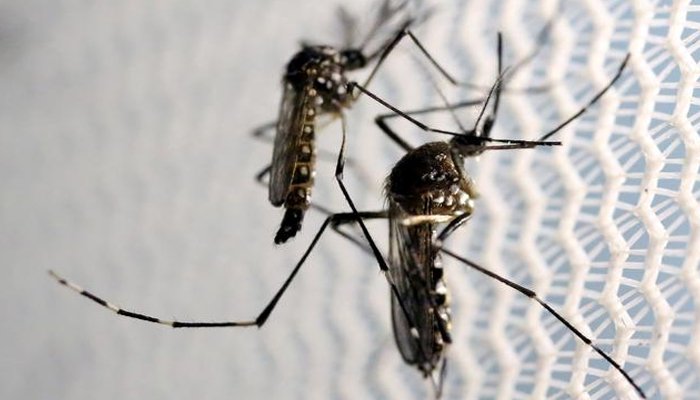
[50,270,257,328]
[437,247,647,399]
[251,120,277,143]
[359,20,412,91]
[360,19,483,95]
[433,358,448,399]
[308,202,335,217]
[538,54,630,141]
[329,210,388,224]
[250,121,274,190]
[255,164,271,187]
[361,28,482,92]
[437,213,472,242]
[400,28,547,93]
[375,99,486,152]
[375,116,412,152]
[50,210,383,329]
[355,0,413,63]
[363,17,557,96]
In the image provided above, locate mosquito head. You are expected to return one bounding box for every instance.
[339,48,367,70]
[449,134,488,158]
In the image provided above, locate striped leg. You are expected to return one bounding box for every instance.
[49,270,256,328]
[436,248,646,399]
[49,210,391,330]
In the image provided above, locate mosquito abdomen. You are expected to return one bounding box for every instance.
[275,123,315,245]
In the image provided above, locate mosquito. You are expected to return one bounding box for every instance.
[341,44,644,396]
[248,0,407,244]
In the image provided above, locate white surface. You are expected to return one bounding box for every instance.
[1,0,698,399]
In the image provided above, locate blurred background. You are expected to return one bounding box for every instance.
[1,0,698,399]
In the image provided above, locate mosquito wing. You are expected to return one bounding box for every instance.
[269,82,313,206]
[388,202,447,370]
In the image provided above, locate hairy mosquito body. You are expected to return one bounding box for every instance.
[269,45,367,244]
[345,44,645,397]
[386,141,478,379]
[261,0,416,244]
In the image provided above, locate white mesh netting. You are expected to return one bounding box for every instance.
[2,1,697,399]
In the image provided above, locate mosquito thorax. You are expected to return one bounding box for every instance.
[387,142,478,217]
[284,45,353,110]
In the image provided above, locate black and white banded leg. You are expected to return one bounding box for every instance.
[49,211,409,331]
